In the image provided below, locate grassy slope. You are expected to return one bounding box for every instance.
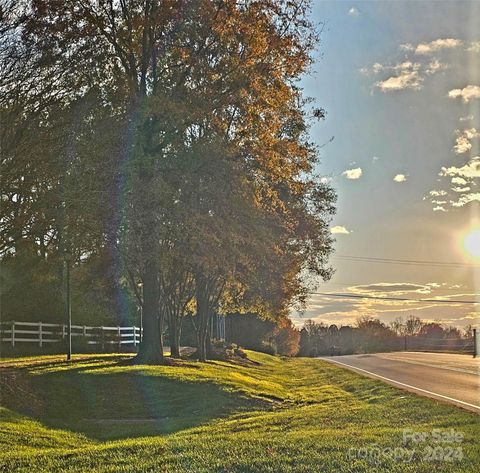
[0,352,478,472]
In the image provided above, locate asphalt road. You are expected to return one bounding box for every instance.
[319,352,479,413]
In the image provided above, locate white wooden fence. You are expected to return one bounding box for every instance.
[1,321,142,349]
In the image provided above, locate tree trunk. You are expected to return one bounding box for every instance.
[196,333,205,362]
[133,262,164,364]
[206,316,214,358]
[196,317,208,362]
[195,274,209,362]
[168,311,181,358]
[172,328,181,358]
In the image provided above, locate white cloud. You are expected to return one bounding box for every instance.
[331,225,351,235]
[350,282,435,295]
[366,63,383,74]
[372,156,380,162]
[452,177,467,185]
[365,39,462,97]
[426,59,448,74]
[299,284,478,328]
[365,61,419,76]
[467,41,480,53]
[441,156,480,179]
[414,38,463,55]
[342,167,363,179]
[451,193,480,207]
[400,43,414,52]
[393,174,407,183]
[371,61,425,92]
[348,7,359,16]
[376,70,423,92]
[459,115,474,122]
[429,190,447,197]
[454,136,471,154]
[367,58,446,92]
[433,206,447,212]
[434,157,480,209]
[448,85,480,103]
[454,128,480,154]
[392,61,418,72]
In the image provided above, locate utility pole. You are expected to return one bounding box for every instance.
[65,251,72,361]
[474,328,477,358]
[138,282,143,342]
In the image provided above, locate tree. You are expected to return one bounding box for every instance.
[356,316,397,352]
[444,326,462,339]
[274,318,300,356]
[463,324,474,339]
[151,0,334,360]
[390,317,405,335]
[225,312,300,356]
[404,315,423,337]
[6,0,192,363]
[418,322,445,339]
[2,0,334,364]
[160,261,194,358]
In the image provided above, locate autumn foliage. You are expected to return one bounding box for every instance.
[1,0,335,362]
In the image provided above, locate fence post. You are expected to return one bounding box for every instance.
[474,329,477,358]
[118,326,121,352]
[83,325,87,337]
[11,322,15,347]
[133,326,137,347]
[101,326,105,352]
[39,321,43,348]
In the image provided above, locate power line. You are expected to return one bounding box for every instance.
[312,292,480,305]
[321,281,471,290]
[333,255,479,268]
[333,254,480,268]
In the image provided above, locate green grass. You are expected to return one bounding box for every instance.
[1,352,478,472]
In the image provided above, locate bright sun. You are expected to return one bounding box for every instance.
[463,229,480,258]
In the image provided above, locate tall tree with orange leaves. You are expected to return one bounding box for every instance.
[1,1,335,363]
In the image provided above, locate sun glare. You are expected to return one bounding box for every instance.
[463,229,480,258]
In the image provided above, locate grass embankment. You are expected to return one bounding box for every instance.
[0,352,478,472]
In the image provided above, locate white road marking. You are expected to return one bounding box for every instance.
[320,357,480,412]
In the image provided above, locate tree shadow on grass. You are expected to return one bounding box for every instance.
[1,357,264,441]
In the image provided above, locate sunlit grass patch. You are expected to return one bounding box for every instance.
[1,351,478,472]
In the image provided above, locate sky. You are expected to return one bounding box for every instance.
[291,0,480,329]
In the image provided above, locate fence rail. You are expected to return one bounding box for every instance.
[1,321,142,348]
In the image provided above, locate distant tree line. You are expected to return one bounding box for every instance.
[299,316,474,356]
[0,1,335,363]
